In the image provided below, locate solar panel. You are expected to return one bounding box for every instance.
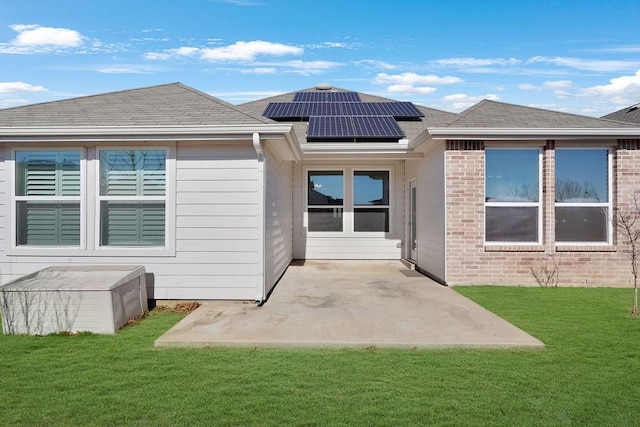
[352,116,405,138]
[307,116,406,140]
[375,102,424,119]
[263,102,303,119]
[341,102,381,116]
[307,116,353,138]
[293,91,361,102]
[264,102,344,119]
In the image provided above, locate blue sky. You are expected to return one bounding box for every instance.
[1,0,639,116]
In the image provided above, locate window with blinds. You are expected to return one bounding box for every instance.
[15,150,81,246]
[98,150,166,247]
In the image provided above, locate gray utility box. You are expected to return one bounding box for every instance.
[0,265,147,335]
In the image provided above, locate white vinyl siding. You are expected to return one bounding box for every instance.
[264,147,293,295]
[2,141,262,301]
[14,150,82,246]
[405,144,447,282]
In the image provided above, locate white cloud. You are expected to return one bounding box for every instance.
[271,60,341,75]
[9,24,83,47]
[387,84,437,95]
[200,40,302,61]
[240,67,277,74]
[519,83,539,91]
[528,56,640,72]
[170,46,200,57]
[0,82,47,93]
[431,57,521,67]
[519,80,573,91]
[543,80,573,89]
[375,72,462,85]
[145,40,303,62]
[442,93,499,111]
[353,59,397,70]
[375,72,461,96]
[580,71,640,105]
[95,66,156,74]
[144,52,171,60]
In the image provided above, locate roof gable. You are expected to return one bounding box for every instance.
[0,83,269,127]
[447,100,636,129]
[602,103,640,124]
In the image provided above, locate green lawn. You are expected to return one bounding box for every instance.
[1,287,639,426]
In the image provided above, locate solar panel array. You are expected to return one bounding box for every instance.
[307,116,405,140]
[263,91,423,141]
[263,101,424,120]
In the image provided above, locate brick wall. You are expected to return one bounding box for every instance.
[445,139,640,287]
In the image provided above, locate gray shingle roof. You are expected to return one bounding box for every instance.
[446,100,636,128]
[238,86,458,142]
[0,82,269,127]
[602,103,640,124]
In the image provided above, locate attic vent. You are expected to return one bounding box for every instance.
[316,83,332,90]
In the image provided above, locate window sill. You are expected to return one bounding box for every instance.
[8,247,175,257]
[555,245,616,252]
[484,245,545,252]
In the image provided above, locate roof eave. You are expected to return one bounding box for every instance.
[0,124,296,141]
[426,127,640,140]
[301,142,423,160]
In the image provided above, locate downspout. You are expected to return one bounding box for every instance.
[253,133,267,302]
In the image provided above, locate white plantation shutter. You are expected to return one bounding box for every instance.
[15,151,81,246]
[99,150,166,247]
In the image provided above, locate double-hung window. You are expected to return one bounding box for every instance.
[353,171,390,232]
[98,149,167,247]
[555,148,610,243]
[485,148,541,243]
[15,150,82,246]
[307,170,344,232]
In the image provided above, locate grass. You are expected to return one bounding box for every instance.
[1,287,639,426]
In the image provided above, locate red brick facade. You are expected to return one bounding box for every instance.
[445,139,640,286]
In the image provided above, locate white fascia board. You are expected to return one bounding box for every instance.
[301,142,422,160]
[0,124,296,142]
[426,127,640,140]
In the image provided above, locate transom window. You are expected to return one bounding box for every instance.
[555,148,610,243]
[15,150,81,246]
[98,149,167,247]
[306,169,391,233]
[485,148,541,243]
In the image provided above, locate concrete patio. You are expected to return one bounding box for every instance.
[154,260,544,349]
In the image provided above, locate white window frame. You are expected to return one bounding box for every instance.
[555,147,612,246]
[352,168,392,234]
[305,168,346,235]
[10,147,86,250]
[484,147,543,245]
[95,146,170,250]
[304,166,394,236]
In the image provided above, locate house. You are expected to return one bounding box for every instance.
[0,82,639,302]
[602,103,640,124]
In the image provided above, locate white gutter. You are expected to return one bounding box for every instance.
[0,124,297,142]
[252,132,267,302]
[426,127,640,140]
